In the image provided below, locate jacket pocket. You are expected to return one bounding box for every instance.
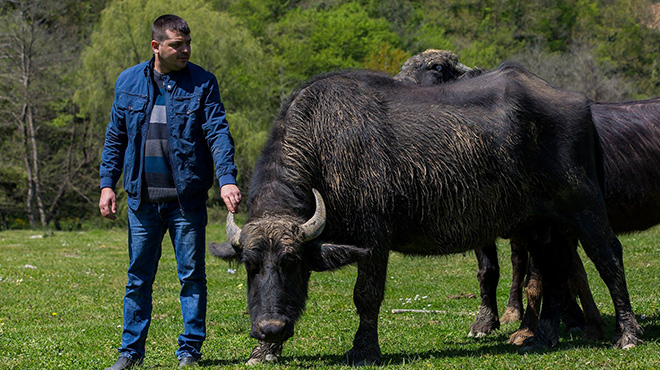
[173,93,201,115]
[116,92,148,112]
[116,92,148,137]
[172,93,203,141]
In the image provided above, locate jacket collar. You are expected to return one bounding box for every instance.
[143,54,190,80]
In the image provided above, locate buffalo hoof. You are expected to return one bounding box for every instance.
[468,306,500,338]
[500,306,523,324]
[508,328,534,346]
[343,347,382,367]
[519,336,551,353]
[245,341,283,366]
[519,321,558,352]
[614,332,643,350]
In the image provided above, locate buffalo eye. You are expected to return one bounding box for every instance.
[279,253,301,270]
[241,253,260,274]
[434,64,443,72]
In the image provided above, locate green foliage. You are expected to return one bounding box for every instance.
[217,0,293,38]
[363,42,411,75]
[404,0,660,95]
[2,227,660,368]
[266,2,401,96]
[591,0,660,95]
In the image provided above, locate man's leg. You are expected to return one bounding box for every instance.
[119,202,166,361]
[165,203,208,360]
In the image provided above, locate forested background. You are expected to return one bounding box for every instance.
[1,0,660,230]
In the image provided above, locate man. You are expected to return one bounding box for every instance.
[99,14,241,369]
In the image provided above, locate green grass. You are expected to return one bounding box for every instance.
[2,224,660,369]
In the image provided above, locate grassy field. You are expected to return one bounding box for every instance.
[2,222,660,369]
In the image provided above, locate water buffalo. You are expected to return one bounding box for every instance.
[212,63,641,365]
[395,50,602,340]
[507,97,660,345]
[397,49,660,344]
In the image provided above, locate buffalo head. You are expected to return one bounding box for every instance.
[218,189,370,343]
[395,49,474,85]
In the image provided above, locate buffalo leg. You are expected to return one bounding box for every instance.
[520,226,574,350]
[561,287,586,332]
[501,240,529,323]
[344,248,389,366]
[576,222,642,348]
[559,243,586,332]
[509,253,542,345]
[567,247,605,340]
[469,243,501,337]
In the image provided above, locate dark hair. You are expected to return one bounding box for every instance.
[152,14,190,42]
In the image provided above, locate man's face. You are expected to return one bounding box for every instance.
[152,29,191,73]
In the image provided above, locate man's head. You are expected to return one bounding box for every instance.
[151,14,191,73]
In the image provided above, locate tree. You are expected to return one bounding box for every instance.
[0,0,122,229]
[512,43,634,101]
[0,0,72,227]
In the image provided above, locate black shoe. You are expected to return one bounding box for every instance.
[179,356,199,367]
[104,356,142,370]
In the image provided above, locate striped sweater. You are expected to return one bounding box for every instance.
[143,70,178,202]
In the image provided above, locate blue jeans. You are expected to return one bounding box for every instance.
[119,202,207,360]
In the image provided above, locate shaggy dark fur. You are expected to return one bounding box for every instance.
[211,64,641,365]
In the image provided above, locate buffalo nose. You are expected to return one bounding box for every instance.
[253,319,288,342]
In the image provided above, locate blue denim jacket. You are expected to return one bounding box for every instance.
[100,58,237,211]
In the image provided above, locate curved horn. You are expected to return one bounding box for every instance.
[455,62,473,74]
[301,189,326,241]
[226,212,242,247]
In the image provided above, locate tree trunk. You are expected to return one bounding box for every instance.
[19,102,36,227]
[26,104,46,227]
[17,5,46,228]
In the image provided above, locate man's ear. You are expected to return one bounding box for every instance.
[304,241,370,272]
[151,40,160,54]
[208,241,241,262]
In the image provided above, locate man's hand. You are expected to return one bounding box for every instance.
[221,184,242,214]
[99,187,117,220]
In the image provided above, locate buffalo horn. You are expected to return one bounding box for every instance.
[301,189,326,241]
[226,212,242,247]
[455,62,473,74]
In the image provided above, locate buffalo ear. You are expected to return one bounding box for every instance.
[208,241,242,262]
[304,241,370,272]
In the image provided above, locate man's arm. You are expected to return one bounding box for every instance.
[201,73,242,212]
[99,79,128,219]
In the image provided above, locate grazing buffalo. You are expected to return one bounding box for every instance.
[211,63,641,365]
[398,49,660,344]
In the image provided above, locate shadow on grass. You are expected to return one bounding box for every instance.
[638,313,660,341]
[267,341,520,368]
[199,358,247,367]
[198,314,659,367]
